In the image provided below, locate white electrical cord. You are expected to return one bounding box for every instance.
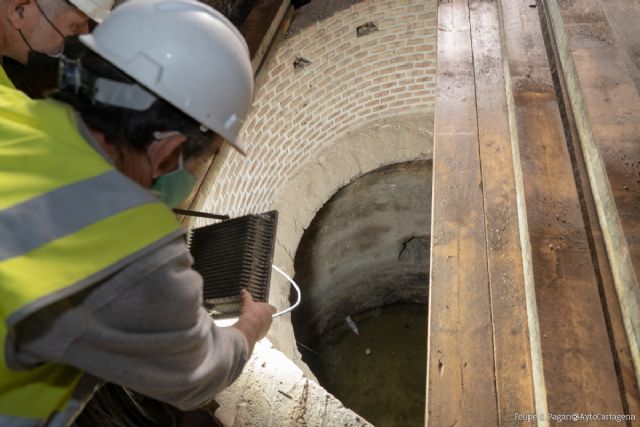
[213,264,302,327]
[271,264,301,318]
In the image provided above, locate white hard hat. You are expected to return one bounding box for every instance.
[69,0,113,22]
[79,0,254,154]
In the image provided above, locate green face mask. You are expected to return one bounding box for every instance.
[152,153,197,209]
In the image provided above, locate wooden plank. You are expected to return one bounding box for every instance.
[538,0,640,417]
[241,0,290,73]
[546,0,640,391]
[427,0,498,425]
[559,0,640,94]
[498,0,625,419]
[428,133,498,426]
[601,0,640,92]
[469,1,537,424]
[433,0,478,135]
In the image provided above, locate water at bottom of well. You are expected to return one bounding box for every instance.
[304,303,427,427]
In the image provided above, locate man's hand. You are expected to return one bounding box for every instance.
[232,289,276,356]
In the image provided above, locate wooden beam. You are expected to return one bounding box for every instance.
[240,0,291,74]
[538,0,640,416]
[498,0,625,417]
[427,0,498,425]
[469,1,537,424]
[545,0,640,391]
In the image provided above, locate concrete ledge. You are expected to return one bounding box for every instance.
[216,339,372,426]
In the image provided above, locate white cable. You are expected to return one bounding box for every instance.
[271,264,301,318]
[213,264,301,327]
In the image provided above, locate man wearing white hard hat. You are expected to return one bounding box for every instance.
[0,0,274,425]
[0,0,113,90]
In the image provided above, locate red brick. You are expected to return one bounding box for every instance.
[416,44,435,52]
[379,34,397,43]
[396,62,414,71]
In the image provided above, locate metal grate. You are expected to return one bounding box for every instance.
[188,211,278,319]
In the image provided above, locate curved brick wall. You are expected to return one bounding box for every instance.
[194,0,437,367]
[196,0,436,219]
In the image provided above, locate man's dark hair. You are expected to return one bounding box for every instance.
[50,48,216,160]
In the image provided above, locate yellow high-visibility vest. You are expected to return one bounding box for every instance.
[0,64,15,89]
[0,86,182,425]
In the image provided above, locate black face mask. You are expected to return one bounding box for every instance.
[23,35,86,69]
[17,0,70,66]
[7,0,89,96]
[4,36,86,98]
[23,50,60,69]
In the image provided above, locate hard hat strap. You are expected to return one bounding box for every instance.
[59,56,156,111]
[93,78,156,110]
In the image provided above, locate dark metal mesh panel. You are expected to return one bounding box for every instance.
[188,211,277,319]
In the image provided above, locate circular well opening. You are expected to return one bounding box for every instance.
[292,160,432,426]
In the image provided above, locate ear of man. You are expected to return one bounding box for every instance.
[146,133,187,179]
[5,0,35,29]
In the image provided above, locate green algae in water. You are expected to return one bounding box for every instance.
[304,304,427,427]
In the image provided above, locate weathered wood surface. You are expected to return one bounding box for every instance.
[498,0,624,420]
[539,0,640,418]
[427,0,498,425]
[469,0,537,424]
[571,0,640,95]
[546,0,640,395]
[430,0,639,423]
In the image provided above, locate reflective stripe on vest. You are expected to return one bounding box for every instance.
[0,414,39,426]
[0,397,89,427]
[0,170,157,261]
[0,85,182,423]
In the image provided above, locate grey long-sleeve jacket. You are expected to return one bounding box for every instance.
[6,235,249,411]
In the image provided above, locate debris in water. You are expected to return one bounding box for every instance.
[345,315,360,335]
[365,348,372,355]
[297,341,322,357]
